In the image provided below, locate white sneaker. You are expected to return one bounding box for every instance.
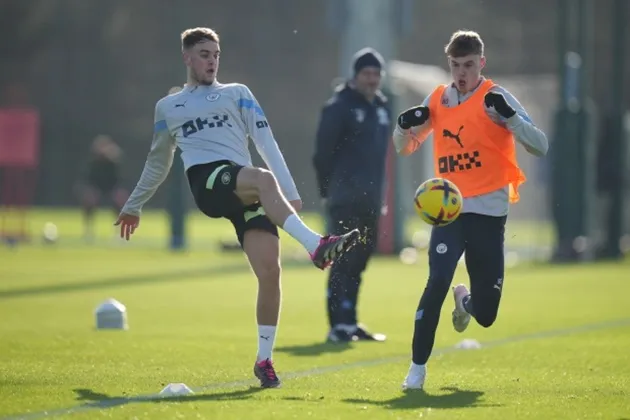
[452,284,471,333]
[402,363,426,390]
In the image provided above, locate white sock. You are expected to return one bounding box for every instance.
[282,214,322,254]
[409,362,425,375]
[257,325,277,362]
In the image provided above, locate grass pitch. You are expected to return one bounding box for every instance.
[0,209,628,419]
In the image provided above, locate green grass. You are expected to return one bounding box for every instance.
[15,207,553,252]
[0,209,628,419]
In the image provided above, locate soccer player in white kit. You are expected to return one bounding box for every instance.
[115,27,360,388]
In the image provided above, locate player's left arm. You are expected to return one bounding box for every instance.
[484,86,549,157]
[239,85,301,204]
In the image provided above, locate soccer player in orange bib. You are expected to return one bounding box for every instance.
[393,30,549,390]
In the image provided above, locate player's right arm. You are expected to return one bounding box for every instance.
[116,100,176,239]
[393,95,432,156]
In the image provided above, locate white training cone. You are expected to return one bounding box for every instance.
[399,247,418,265]
[95,298,128,330]
[455,339,482,350]
[159,383,194,396]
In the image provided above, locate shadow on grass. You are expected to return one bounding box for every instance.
[73,386,265,407]
[343,387,499,410]
[0,265,245,300]
[0,259,311,300]
[275,341,354,357]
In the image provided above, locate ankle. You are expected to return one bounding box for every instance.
[334,323,357,333]
[409,362,426,373]
[462,294,473,314]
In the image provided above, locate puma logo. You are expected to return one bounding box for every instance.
[260,335,270,341]
[442,125,465,148]
[174,101,187,108]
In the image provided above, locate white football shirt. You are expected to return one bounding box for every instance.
[121,82,300,216]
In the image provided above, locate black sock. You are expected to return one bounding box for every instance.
[462,294,474,315]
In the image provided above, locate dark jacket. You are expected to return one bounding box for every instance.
[313,83,391,210]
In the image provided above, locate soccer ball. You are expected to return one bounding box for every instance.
[413,178,463,226]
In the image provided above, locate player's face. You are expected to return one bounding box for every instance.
[354,67,382,98]
[448,54,485,94]
[184,40,220,85]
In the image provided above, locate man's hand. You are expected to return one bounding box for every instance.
[484,91,516,119]
[289,199,303,212]
[397,106,430,129]
[114,213,140,240]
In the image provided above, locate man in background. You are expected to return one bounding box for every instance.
[77,134,128,241]
[313,48,391,343]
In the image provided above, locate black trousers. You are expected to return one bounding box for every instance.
[326,204,380,328]
[412,213,507,365]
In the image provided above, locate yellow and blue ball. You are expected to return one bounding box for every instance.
[413,178,463,227]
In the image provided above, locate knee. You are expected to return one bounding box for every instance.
[342,255,368,277]
[470,288,501,328]
[419,276,452,312]
[473,305,498,328]
[476,313,497,328]
[252,168,277,193]
[243,229,281,288]
[81,190,98,208]
[256,259,281,289]
[426,272,454,297]
[330,249,361,274]
[82,199,97,210]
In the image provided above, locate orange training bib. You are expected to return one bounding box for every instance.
[428,79,526,202]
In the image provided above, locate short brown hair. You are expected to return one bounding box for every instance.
[444,30,484,57]
[181,27,220,50]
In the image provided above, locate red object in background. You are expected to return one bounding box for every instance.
[0,108,40,243]
[0,109,39,166]
[377,139,396,255]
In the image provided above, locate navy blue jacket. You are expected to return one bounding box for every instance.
[313,83,391,210]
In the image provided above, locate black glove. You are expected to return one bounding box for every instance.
[397,106,430,129]
[484,91,516,119]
